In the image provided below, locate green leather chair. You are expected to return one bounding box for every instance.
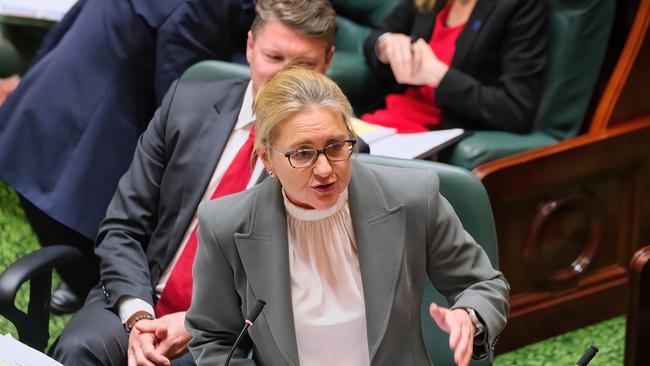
[447,0,617,169]
[0,25,22,77]
[356,154,497,365]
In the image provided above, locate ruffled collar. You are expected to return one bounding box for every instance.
[283,188,349,221]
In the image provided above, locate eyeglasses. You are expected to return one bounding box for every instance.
[271,139,356,168]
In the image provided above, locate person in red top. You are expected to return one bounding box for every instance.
[362,0,549,134]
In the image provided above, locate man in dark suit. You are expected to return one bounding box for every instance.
[0,0,253,312]
[51,0,336,364]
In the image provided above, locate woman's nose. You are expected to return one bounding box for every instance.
[312,153,332,176]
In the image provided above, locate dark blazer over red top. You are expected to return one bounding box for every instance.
[0,0,248,239]
[364,0,549,134]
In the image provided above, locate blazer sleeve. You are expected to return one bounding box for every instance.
[436,0,549,133]
[363,0,416,83]
[153,0,245,103]
[424,172,509,360]
[186,202,256,365]
[93,80,180,310]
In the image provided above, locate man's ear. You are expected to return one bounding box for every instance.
[323,46,335,71]
[246,30,255,64]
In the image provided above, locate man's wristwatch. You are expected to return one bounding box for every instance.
[125,310,155,335]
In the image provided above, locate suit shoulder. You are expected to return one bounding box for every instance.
[168,78,248,106]
[358,162,440,200]
[198,181,265,233]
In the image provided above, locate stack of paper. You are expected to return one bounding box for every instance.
[0,0,76,21]
[0,334,63,366]
[351,118,465,159]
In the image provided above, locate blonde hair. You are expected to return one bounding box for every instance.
[253,63,355,152]
[251,0,336,50]
[414,0,437,12]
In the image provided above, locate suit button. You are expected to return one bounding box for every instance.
[101,284,110,303]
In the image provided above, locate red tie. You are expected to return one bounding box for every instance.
[155,126,256,317]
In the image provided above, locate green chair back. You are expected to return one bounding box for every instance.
[356,154,497,366]
[534,0,617,140]
[0,26,22,77]
[331,0,400,29]
[448,0,617,169]
[181,59,249,81]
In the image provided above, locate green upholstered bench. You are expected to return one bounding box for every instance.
[447,0,617,169]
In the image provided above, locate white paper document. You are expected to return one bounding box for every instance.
[0,334,63,366]
[351,118,465,159]
[0,0,76,21]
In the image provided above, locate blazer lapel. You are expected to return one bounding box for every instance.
[165,81,247,264]
[452,0,496,67]
[347,161,406,360]
[235,178,300,366]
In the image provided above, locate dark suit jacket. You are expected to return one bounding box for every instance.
[364,0,548,134]
[92,78,249,310]
[186,161,509,365]
[0,0,249,239]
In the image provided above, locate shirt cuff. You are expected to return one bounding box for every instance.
[117,296,155,324]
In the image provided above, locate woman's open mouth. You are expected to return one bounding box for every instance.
[312,182,336,193]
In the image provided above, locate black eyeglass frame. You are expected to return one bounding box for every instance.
[270,139,357,168]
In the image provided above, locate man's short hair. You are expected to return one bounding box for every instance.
[251,0,336,50]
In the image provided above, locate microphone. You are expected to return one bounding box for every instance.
[575,345,599,366]
[224,300,266,366]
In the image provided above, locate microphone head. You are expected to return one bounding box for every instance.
[246,300,266,324]
[576,344,599,366]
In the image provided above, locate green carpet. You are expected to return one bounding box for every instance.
[0,181,70,348]
[0,181,627,363]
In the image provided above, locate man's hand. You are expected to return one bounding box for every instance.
[376,33,415,84]
[128,324,170,366]
[135,311,192,363]
[410,38,449,87]
[429,303,475,366]
[0,75,20,105]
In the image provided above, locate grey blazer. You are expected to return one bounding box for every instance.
[187,161,509,365]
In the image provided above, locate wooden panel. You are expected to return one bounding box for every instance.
[589,0,650,132]
[625,246,650,366]
[476,119,650,352]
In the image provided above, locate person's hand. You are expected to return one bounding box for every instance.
[135,311,191,362]
[410,38,449,87]
[429,303,474,366]
[128,323,170,366]
[0,75,20,105]
[376,33,415,84]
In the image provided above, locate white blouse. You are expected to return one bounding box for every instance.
[284,189,370,366]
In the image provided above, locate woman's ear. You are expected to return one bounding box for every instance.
[258,147,273,173]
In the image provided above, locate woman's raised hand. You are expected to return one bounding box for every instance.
[376,33,415,84]
[429,303,475,366]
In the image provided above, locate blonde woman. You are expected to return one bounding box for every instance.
[362,0,548,134]
[186,66,509,365]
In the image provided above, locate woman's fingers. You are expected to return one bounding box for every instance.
[454,320,472,366]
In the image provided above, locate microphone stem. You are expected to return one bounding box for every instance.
[224,324,250,366]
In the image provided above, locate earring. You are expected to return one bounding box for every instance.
[268,170,274,177]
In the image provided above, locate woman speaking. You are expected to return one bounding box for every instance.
[185,65,509,365]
